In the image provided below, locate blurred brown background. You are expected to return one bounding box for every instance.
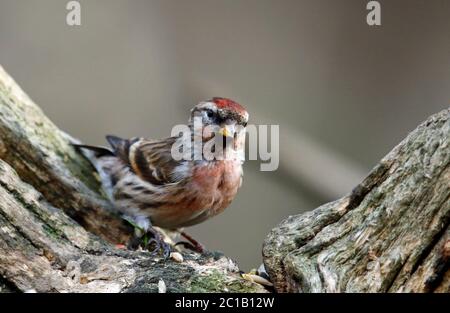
[0,0,449,270]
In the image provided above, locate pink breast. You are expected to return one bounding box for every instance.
[149,161,242,229]
[192,161,242,210]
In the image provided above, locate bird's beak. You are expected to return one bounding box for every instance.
[219,126,234,138]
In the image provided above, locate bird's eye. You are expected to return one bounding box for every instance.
[206,110,214,118]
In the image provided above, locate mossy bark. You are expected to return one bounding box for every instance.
[263,108,449,293]
[0,65,266,293]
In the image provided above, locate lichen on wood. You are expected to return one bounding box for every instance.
[263,108,449,292]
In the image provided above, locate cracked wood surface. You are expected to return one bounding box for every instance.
[263,108,450,292]
[0,65,266,293]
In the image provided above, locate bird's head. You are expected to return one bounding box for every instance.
[189,97,249,145]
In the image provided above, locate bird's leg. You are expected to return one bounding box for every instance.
[175,231,206,253]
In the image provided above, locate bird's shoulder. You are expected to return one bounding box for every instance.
[125,136,190,186]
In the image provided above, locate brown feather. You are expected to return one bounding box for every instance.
[128,137,183,186]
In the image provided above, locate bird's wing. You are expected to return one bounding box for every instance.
[106,135,187,186]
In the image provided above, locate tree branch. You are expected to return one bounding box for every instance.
[263,108,449,292]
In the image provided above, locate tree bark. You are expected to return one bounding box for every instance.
[263,108,449,292]
[0,64,448,293]
[0,65,266,293]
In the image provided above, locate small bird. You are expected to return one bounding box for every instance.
[74,97,249,255]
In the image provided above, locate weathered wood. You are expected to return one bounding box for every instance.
[0,65,266,293]
[0,66,132,244]
[263,108,450,292]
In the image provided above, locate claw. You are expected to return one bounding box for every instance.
[145,227,171,258]
[123,216,172,257]
[146,238,160,256]
[161,242,171,259]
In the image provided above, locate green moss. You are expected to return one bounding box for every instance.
[42,224,63,240]
[188,270,259,293]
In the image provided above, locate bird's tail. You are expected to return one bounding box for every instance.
[71,143,114,158]
[70,142,117,202]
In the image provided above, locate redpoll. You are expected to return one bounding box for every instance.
[74,97,249,255]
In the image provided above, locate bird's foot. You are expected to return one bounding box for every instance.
[127,226,171,258]
[143,227,172,258]
[123,216,171,258]
[175,231,206,254]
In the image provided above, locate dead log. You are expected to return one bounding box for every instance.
[263,108,449,292]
